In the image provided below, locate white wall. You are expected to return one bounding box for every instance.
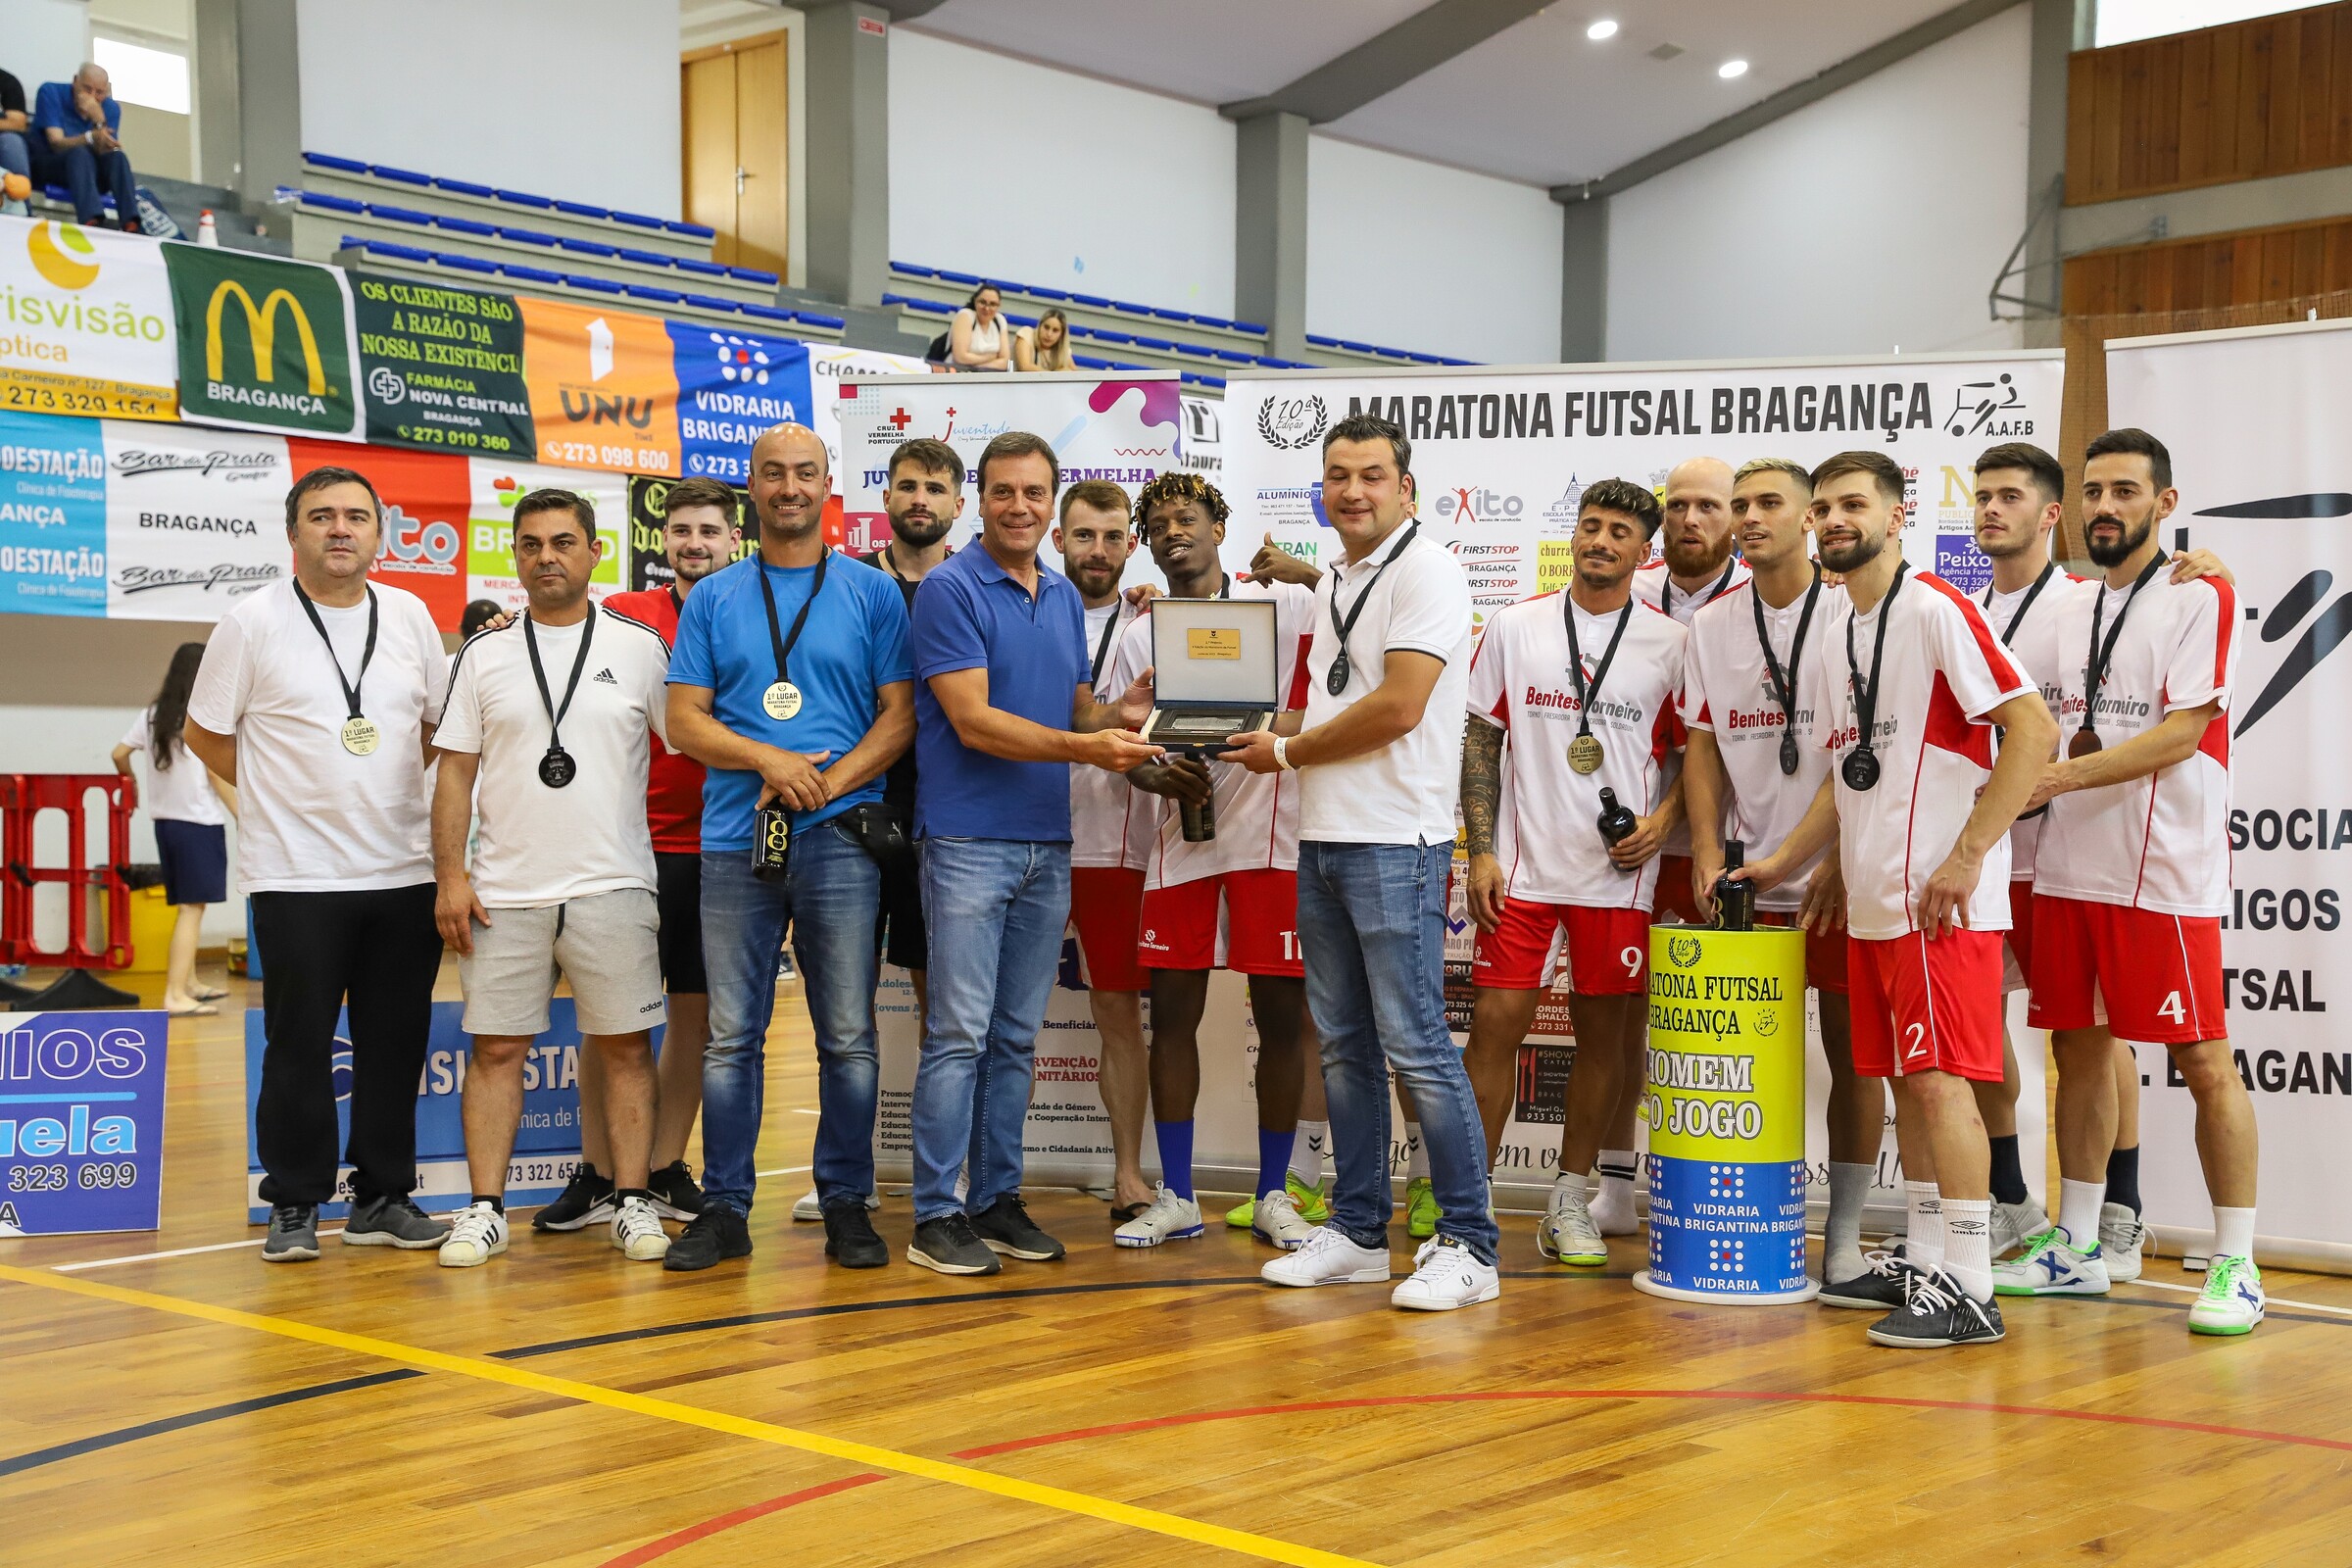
[2,0,92,96]
[1306,135,1562,364]
[295,0,682,219]
[889,28,1236,318]
[1605,6,2031,363]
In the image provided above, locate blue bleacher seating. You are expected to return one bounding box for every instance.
[499,227,558,247]
[1408,353,1442,364]
[1093,329,1132,344]
[434,215,497,236]
[1233,320,1269,336]
[369,205,434,226]
[347,236,431,263]
[436,177,496,199]
[1029,285,1069,301]
[1071,293,1113,309]
[1175,343,1214,359]
[616,247,676,269]
[564,274,623,294]
[1132,335,1176,351]
[559,237,618,257]
[495,189,555,209]
[1213,349,1253,365]
[1150,309,1189,322]
[893,262,938,277]
[738,303,797,324]
[612,212,665,230]
[624,284,685,303]
[554,200,612,220]
[673,258,728,277]
[798,312,846,330]
[435,253,498,274]
[1306,334,1342,349]
[937,269,985,286]
[726,266,779,285]
[682,293,740,314]
[665,220,716,239]
[299,191,366,214]
[501,264,564,285]
[371,164,432,186]
[304,152,369,173]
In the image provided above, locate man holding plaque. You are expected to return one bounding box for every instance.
[1738,450,2052,1348]
[2008,428,2264,1337]
[663,425,914,1273]
[186,466,453,1265]
[1459,478,1689,1270]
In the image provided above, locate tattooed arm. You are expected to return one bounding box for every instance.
[1462,716,1507,933]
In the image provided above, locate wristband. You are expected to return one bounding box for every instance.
[1273,735,1296,771]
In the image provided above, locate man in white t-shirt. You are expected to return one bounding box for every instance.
[429,489,676,1269]
[1680,458,1886,1293]
[1054,480,1156,1223]
[1225,415,1498,1313]
[1461,478,1687,1268]
[185,466,453,1265]
[1740,450,2052,1349]
[1105,473,1324,1250]
[2004,428,2265,1337]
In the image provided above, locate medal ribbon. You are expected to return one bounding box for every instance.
[1564,592,1635,748]
[756,547,831,694]
[1752,564,1822,746]
[1843,562,1909,767]
[1982,559,2056,642]
[1089,602,1124,687]
[292,579,378,724]
[2080,554,2165,744]
[1326,521,1420,692]
[525,605,598,758]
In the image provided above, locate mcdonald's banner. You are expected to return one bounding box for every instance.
[0,214,177,421]
[351,272,534,458]
[163,242,362,440]
[515,296,681,477]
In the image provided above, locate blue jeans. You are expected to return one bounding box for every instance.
[700,821,880,1216]
[0,132,29,213]
[1297,840,1499,1263]
[909,838,1069,1222]
[32,140,137,225]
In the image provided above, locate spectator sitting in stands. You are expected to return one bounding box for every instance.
[948,282,1011,372]
[33,63,139,231]
[0,68,30,218]
[1013,307,1074,372]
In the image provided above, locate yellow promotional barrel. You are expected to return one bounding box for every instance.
[1632,925,1817,1304]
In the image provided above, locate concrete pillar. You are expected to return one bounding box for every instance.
[1234,110,1309,360]
[1557,189,1607,364]
[802,1,892,309]
[2023,0,2079,346]
[192,0,300,204]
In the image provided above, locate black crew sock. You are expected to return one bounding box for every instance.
[615,1187,654,1206]
[2105,1145,2141,1217]
[472,1195,506,1214]
[1986,1133,2028,1206]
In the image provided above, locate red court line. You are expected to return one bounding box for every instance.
[598,1387,2352,1565]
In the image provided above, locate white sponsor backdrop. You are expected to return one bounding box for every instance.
[100,421,289,618]
[2109,317,2352,1273]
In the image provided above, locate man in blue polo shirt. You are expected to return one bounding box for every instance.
[905,430,1160,1276]
[31,65,138,230]
[663,423,912,1272]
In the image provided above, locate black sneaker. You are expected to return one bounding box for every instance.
[1866,1268,2006,1348]
[647,1160,706,1221]
[533,1162,615,1232]
[262,1202,319,1262]
[1821,1249,1914,1310]
[969,1195,1064,1261]
[823,1200,889,1269]
[907,1212,1003,1275]
[341,1193,449,1250]
[662,1204,753,1272]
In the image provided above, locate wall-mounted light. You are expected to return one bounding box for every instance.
[1718,58,1750,78]
[1587,19,1619,40]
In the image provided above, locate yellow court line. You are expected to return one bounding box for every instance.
[0,1262,1380,1568]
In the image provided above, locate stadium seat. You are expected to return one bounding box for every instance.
[436,177,497,198]
[433,253,498,274]
[559,237,618,258]
[554,200,612,220]
[370,164,432,186]
[726,266,780,285]
[303,151,369,173]
[298,191,366,214]
[498,227,558,247]
[673,258,728,277]
[495,189,555,209]
[368,205,434,226]
[500,264,564,284]
[624,283,685,303]
[616,247,677,269]
[564,273,624,294]
[612,211,666,230]
[433,215,498,236]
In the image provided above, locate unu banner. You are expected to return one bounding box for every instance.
[352,272,533,457]
[516,296,680,476]
[163,242,362,439]
[0,215,177,421]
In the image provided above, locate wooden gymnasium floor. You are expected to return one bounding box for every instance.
[6,965,2352,1568]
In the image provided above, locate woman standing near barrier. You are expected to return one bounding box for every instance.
[112,642,237,1017]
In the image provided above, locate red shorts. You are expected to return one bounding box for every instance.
[1756,911,1850,996]
[1069,866,1146,992]
[1137,868,1302,978]
[1653,855,1703,925]
[2003,879,2036,993]
[1472,899,1649,995]
[1847,930,2005,1082]
[2025,894,2225,1044]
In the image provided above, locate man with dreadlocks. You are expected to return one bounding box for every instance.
[1104,472,1329,1250]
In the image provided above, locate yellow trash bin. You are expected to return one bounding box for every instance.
[122,884,175,974]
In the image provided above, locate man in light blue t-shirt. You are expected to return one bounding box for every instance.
[664,424,912,1272]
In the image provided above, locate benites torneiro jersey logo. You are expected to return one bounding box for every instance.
[163,242,362,438]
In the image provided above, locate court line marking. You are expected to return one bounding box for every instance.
[2127,1278,2352,1317]
[0,1371,422,1479]
[0,1262,1379,1568]
[604,1385,2352,1565]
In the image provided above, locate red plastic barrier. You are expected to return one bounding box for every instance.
[0,773,136,971]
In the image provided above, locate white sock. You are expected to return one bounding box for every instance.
[1553,1170,1592,1205]
[1404,1123,1430,1182]
[1595,1149,1637,1201]
[1942,1198,1993,1302]
[2058,1177,2105,1250]
[1291,1122,1327,1185]
[1826,1161,1874,1283]
[2213,1205,2257,1260]
[1905,1181,1945,1271]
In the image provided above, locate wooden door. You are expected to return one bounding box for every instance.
[680,32,790,276]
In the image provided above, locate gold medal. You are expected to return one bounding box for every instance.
[762,681,803,721]
[340,715,380,757]
[2068,727,2103,759]
[1567,733,1604,774]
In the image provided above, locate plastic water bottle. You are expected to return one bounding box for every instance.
[196,210,220,247]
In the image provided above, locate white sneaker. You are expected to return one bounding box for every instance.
[611,1195,671,1261]
[437,1201,509,1268]
[1251,1186,1317,1250]
[1113,1186,1203,1248]
[1590,1178,1639,1237]
[2187,1254,2264,1336]
[1391,1236,1500,1311]
[2099,1201,2145,1283]
[1991,1197,2051,1259]
[1991,1228,2110,1297]
[793,1188,880,1222]
[1537,1184,1607,1266]
[1260,1225,1392,1288]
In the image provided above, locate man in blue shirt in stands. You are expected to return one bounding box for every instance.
[663,423,913,1272]
[905,430,1160,1275]
[32,64,139,231]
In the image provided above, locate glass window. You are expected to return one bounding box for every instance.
[92,36,190,116]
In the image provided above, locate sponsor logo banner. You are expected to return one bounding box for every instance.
[163,242,361,437]
[289,436,474,630]
[465,457,628,612]
[666,321,812,484]
[516,296,681,476]
[626,473,756,593]
[0,1009,168,1236]
[0,216,177,421]
[0,408,107,615]
[352,272,533,457]
[101,419,288,618]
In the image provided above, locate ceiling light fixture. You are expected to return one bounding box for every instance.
[1587,19,1618,40]
[1719,58,1749,78]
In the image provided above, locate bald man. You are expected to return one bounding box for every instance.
[662,424,915,1271]
[31,63,138,230]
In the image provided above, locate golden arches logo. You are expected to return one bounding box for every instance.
[204,281,326,393]
[26,221,101,289]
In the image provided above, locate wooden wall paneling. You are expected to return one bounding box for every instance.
[2150,36,2185,189]
[2069,52,2100,196]
[2334,11,2352,164]
[2297,11,2336,167]
[2093,49,2128,202]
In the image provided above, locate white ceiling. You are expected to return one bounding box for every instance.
[907,0,1966,187]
